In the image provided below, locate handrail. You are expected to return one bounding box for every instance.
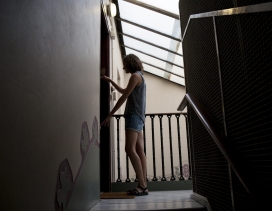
[113,112,187,117]
[178,93,258,199]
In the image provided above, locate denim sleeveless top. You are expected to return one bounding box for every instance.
[124,71,146,122]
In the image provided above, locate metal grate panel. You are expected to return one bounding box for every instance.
[231,169,257,211]
[183,17,224,131]
[188,106,232,211]
[179,1,272,37]
[216,11,272,209]
[236,0,271,6]
[179,0,235,36]
[180,1,272,210]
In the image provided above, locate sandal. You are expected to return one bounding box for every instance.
[127,185,148,196]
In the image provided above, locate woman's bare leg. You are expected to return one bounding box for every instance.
[125,129,146,189]
[136,130,147,186]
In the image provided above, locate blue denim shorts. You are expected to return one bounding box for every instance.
[125,114,145,132]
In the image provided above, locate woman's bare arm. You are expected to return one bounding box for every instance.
[100,74,141,127]
[101,75,125,94]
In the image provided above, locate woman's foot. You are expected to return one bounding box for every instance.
[127,185,148,196]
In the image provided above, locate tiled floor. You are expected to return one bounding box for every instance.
[89,190,206,211]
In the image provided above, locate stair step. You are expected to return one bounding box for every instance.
[89,190,207,211]
[111,180,193,192]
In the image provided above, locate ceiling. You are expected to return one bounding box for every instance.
[112,0,184,86]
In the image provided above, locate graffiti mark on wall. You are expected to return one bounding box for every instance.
[54,117,99,211]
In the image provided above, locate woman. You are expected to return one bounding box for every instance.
[100,54,147,196]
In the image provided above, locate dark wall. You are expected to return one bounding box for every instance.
[0,0,101,210]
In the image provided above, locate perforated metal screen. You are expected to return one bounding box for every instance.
[179,0,234,36]
[188,107,232,210]
[178,0,271,36]
[183,17,224,129]
[236,0,271,6]
[181,0,272,210]
[183,16,232,210]
[216,11,272,210]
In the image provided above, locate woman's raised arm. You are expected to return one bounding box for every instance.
[100,73,141,127]
[101,75,125,94]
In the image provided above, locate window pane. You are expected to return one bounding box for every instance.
[173,44,184,65]
[173,54,184,67]
[177,43,183,55]
[171,65,184,77]
[123,36,169,60]
[125,47,167,70]
[143,63,165,78]
[118,0,179,38]
[170,74,185,86]
[123,36,183,66]
[121,21,173,49]
[116,0,184,86]
[138,0,179,15]
[144,64,184,86]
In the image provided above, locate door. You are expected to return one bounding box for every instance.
[100,9,111,192]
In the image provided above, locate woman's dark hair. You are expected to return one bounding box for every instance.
[123,54,143,73]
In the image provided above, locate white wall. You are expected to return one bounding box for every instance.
[144,73,188,181]
[145,73,185,113]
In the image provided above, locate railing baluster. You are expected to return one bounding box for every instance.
[175,114,185,180]
[184,114,192,180]
[143,124,148,181]
[150,115,158,181]
[143,124,147,155]
[167,114,175,180]
[115,116,122,182]
[126,155,131,182]
[158,115,166,181]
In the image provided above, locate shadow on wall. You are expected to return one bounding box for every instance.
[54,118,99,211]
